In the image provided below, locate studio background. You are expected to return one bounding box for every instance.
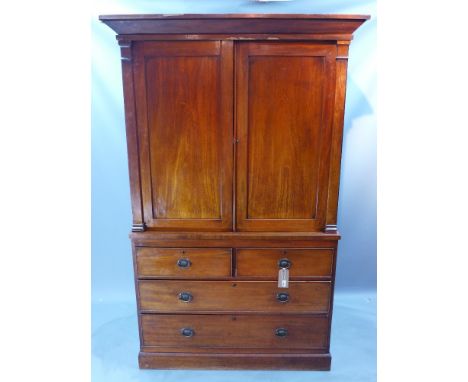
[92,1,376,381]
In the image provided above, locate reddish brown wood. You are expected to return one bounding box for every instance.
[130,232,340,252]
[141,314,328,349]
[140,346,330,354]
[131,240,144,346]
[117,33,354,42]
[99,13,369,36]
[131,231,341,241]
[139,352,331,370]
[134,239,338,249]
[236,248,334,278]
[133,41,233,231]
[136,248,232,278]
[235,42,336,232]
[100,13,369,371]
[118,40,144,231]
[326,42,350,232]
[325,243,339,357]
[138,280,331,313]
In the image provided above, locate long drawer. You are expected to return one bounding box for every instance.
[141,314,329,349]
[136,248,232,278]
[236,248,334,278]
[138,280,331,313]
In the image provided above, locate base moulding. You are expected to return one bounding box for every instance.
[138,351,331,370]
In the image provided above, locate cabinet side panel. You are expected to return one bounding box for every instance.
[325,43,349,232]
[119,41,144,230]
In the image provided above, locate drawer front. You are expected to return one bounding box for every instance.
[139,280,331,313]
[136,248,232,278]
[141,314,328,349]
[236,248,334,278]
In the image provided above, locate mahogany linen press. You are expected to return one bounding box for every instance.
[99,13,369,370]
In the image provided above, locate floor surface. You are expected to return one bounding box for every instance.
[92,291,376,382]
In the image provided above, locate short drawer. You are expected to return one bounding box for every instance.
[139,280,331,313]
[136,248,231,278]
[141,314,329,349]
[236,248,334,278]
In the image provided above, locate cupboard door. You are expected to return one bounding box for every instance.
[133,41,233,230]
[235,42,336,232]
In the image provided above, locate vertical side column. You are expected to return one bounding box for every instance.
[118,39,145,232]
[219,40,235,232]
[325,41,350,234]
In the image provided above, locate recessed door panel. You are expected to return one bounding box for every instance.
[236,42,336,231]
[133,41,233,230]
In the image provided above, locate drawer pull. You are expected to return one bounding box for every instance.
[180,327,195,337]
[276,292,289,303]
[178,292,193,302]
[275,328,288,337]
[176,258,191,268]
[278,258,292,269]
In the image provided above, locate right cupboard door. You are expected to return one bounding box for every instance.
[235,42,337,232]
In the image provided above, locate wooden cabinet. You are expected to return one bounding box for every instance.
[100,13,369,370]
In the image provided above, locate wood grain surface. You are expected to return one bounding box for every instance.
[139,280,331,313]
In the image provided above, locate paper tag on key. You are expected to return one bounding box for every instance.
[278,267,289,288]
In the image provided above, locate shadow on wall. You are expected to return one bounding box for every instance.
[336,75,376,291]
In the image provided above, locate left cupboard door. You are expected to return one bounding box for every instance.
[132,41,233,230]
